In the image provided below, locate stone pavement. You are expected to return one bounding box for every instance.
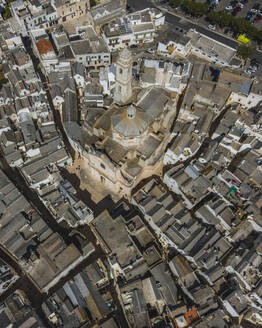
[67,158,121,203]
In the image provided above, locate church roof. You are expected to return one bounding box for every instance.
[136,87,170,124]
[112,105,148,138]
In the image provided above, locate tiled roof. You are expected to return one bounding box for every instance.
[36,38,54,55]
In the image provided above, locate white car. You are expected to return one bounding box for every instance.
[208,25,216,30]
[249,66,258,72]
[146,48,154,54]
[250,8,258,13]
[225,5,233,11]
[239,3,244,8]
[244,69,252,75]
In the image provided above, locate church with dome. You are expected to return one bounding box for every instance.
[80,48,178,199]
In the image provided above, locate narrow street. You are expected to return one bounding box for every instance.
[0,35,130,328]
[21,36,76,160]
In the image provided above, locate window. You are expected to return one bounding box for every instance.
[100,176,105,184]
[100,163,105,169]
[119,68,123,74]
[79,57,82,60]
[118,86,121,93]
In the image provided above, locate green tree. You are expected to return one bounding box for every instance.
[237,45,255,59]
[219,12,233,28]
[255,30,262,44]
[3,7,11,19]
[0,78,8,86]
[169,0,183,6]
[245,25,259,39]
[232,18,253,35]
[90,0,96,7]
[208,11,221,25]
[183,1,208,17]
[0,72,8,88]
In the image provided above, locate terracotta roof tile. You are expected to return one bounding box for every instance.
[36,38,54,55]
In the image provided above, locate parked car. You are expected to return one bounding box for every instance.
[250,8,258,13]
[146,48,154,54]
[249,65,258,72]
[130,44,138,48]
[244,69,252,75]
[251,58,258,66]
[208,24,216,30]
[225,5,233,11]
[126,5,132,13]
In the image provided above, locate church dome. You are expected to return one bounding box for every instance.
[112,105,148,138]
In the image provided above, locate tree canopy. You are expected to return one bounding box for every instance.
[169,0,183,7]
[3,6,11,19]
[237,45,255,59]
[169,0,208,16]
[182,0,209,16]
[208,10,262,43]
[90,0,96,7]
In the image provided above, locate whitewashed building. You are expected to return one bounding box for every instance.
[102,8,165,51]
[10,0,58,31]
[140,59,192,94]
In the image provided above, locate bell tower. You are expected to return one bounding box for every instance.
[114,47,133,104]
